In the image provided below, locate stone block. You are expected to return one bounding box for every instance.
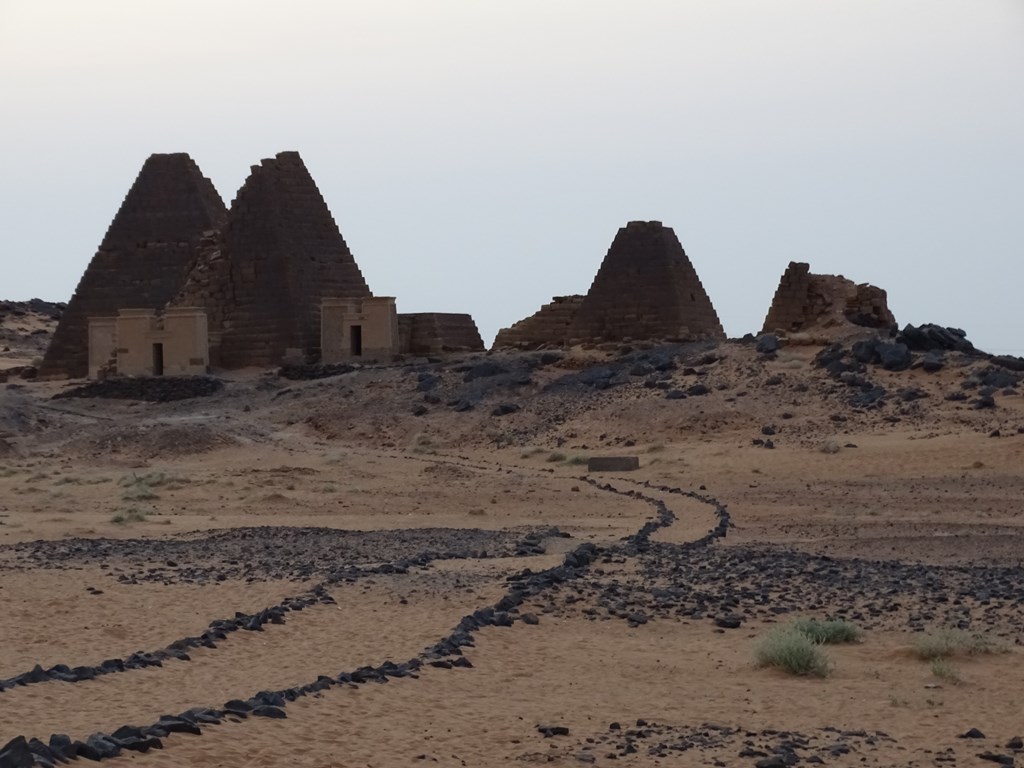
[587,456,640,472]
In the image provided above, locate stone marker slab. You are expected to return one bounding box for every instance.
[587,456,640,473]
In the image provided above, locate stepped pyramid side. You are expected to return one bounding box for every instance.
[761,262,814,333]
[214,151,372,368]
[492,295,584,350]
[568,221,725,343]
[398,313,485,355]
[40,154,227,378]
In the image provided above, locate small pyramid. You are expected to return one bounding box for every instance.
[207,151,372,368]
[492,295,584,350]
[40,154,226,378]
[568,221,725,343]
[762,261,896,334]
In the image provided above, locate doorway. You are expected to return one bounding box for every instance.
[152,343,164,376]
[350,325,363,356]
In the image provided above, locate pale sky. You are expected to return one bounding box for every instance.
[2,1,1022,351]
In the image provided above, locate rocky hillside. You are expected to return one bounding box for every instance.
[0,299,64,374]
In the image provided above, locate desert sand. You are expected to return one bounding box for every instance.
[1,337,1023,767]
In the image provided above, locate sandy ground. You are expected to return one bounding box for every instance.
[2,340,1023,766]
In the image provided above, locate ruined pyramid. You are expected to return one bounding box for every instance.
[177,151,371,368]
[762,261,896,334]
[40,153,227,378]
[568,220,725,343]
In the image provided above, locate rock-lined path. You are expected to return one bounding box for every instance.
[1,452,721,766]
[2,451,1022,768]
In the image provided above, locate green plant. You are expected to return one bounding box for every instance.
[790,618,861,645]
[930,658,962,684]
[119,471,189,489]
[121,480,158,501]
[912,629,1003,660]
[110,508,147,524]
[754,627,830,677]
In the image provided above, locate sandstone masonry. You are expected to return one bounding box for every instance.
[762,261,896,334]
[40,154,226,378]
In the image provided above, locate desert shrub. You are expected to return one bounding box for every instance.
[546,452,566,463]
[565,455,590,466]
[912,629,1003,660]
[111,508,148,525]
[791,618,861,645]
[820,440,841,454]
[930,658,962,684]
[754,627,830,677]
[121,479,158,501]
[118,471,188,497]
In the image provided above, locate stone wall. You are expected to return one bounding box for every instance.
[762,262,896,334]
[322,297,399,363]
[40,154,226,378]
[568,221,725,344]
[179,151,372,368]
[492,295,584,350]
[398,313,485,355]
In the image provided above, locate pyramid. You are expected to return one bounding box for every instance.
[568,221,725,343]
[40,154,227,378]
[181,151,371,368]
[762,261,896,334]
[492,295,584,350]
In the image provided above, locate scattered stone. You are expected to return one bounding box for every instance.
[252,705,287,719]
[0,736,33,768]
[538,726,570,738]
[53,376,224,403]
[977,752,1015,766]
[877,342,912,371]
[756,334,779,354]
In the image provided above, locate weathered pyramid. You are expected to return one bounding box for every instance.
[40,154,227,378]
[183,151,371,368]
[568,221,725,343]
[492,295,584,350]
[762,261,896,334]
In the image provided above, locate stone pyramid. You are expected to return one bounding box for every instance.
[191,151,371,368]
[40,153,226,378]
[568,221,725,343]
[762,261,896,334]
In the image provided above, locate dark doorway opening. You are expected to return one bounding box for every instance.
[350,325,363,356]
[152,343,164,376]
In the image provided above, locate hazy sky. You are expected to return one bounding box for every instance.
[2,1,1022,351]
